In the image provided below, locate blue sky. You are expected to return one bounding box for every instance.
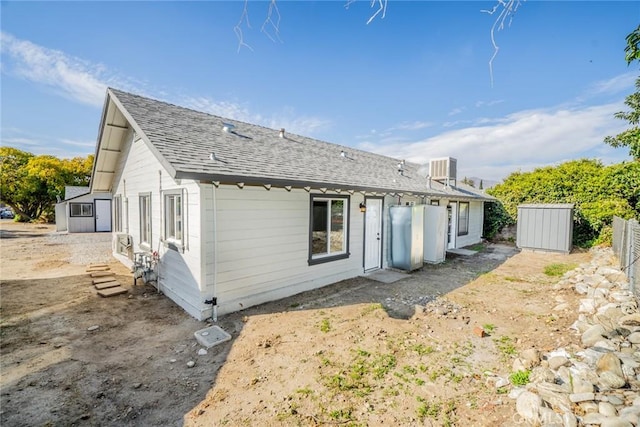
[1,1,638,181]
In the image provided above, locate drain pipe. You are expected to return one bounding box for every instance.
[206,183,219,322]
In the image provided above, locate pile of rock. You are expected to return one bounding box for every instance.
[510,247,640,426]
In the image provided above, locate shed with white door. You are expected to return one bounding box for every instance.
[55,186,112,233]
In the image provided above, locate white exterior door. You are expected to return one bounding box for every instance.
[447,202,457,249]
[95,199,112,232]
[364,198,383,271]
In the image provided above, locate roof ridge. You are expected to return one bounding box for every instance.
[107,87,414,167]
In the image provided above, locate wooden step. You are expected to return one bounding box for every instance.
[93,277,116,285]
[87,266,110,272]
[97,286,128,297]
[87,263,109,269]
[95,281,121,290]
[90,271,115,278]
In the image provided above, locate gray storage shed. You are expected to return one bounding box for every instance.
[517,204,574,253]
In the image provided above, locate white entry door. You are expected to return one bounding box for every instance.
[447,202,457,249]
[95,199,112,232]
[364,198,383,271]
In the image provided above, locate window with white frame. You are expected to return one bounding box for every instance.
[70,203,93,217]
[114,195,122,232]
[458,202,469,236]
[164,191,183,246]
[309,195,349,265]
[139,193,151,247]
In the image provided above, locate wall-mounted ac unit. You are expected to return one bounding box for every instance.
[429,157,457,183]
[116,234,133,259]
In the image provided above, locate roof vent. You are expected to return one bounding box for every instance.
[429,157,457,186]
[279,128,285,138]
[397,159,405,175]
[222,123,235,133]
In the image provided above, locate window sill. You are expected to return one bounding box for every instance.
[140,243,152,252]
[308,253,349,266]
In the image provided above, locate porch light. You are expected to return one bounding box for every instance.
[359,202,366,213]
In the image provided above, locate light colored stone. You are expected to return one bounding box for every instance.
[529,366,556,384]
[512,358,528,372]
[521,348,540,365]
[597,353,624,378]
[583,324,607,347]
[619,313,640,327]
[562,412,578,427]
[600,418,633,427]
[627,332,640,344]
[570,392,595,403]
[599,401,618,417]
[570,377,595,394]
[197,348,208,356]
[580,401,600,414]
[575,282,589,294]
[87,325,100,331]
[582,412,606,424]
[593,340,618,352]
[580,298,598,314]
[538,406,562,425]
[598,371,627,390]
[187,361,195,368]
[516,391,542,425]
[548,355,570,370]
[607,395,624,405]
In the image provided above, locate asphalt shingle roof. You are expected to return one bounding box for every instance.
[109,88,491,200]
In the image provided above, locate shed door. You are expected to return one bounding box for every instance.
[95,199,112,232]
[364,198,383,271]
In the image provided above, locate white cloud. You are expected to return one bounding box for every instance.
[588,72,637,96]
[448,107,465,116]
[475,99,504,108]
[360,102,631,181]
[59,138,96,148]
[1,32,114,106]
[392,121,433,131]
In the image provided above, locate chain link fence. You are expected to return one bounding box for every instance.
[612,216,640,295]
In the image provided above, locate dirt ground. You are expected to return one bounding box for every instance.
[0,221,592,426]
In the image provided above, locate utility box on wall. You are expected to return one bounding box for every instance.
[517,204,574,253]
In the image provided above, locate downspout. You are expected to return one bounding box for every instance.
[157,170,163,294]
[123,179,129,234]
[213,184,218,322]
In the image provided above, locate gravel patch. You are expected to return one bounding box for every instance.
[46,232,113,265]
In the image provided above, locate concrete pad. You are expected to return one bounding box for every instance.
[93,277,116,285]
[447,248,478,256]
[195,325,232,349]
[95,281,120,290]
[90,271,115,278]
[97,286,127,297]
[363,270,410,284]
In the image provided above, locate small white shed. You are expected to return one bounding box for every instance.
[55,186,112,233]
[517,204,574,253]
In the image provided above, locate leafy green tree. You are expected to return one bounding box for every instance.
[0,147,93,222]
[625,24,640,65]
[486,159,639,247]
[603,26,640,160]
[604,78,640,160]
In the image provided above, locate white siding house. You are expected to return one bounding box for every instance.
[90,88,493,320]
